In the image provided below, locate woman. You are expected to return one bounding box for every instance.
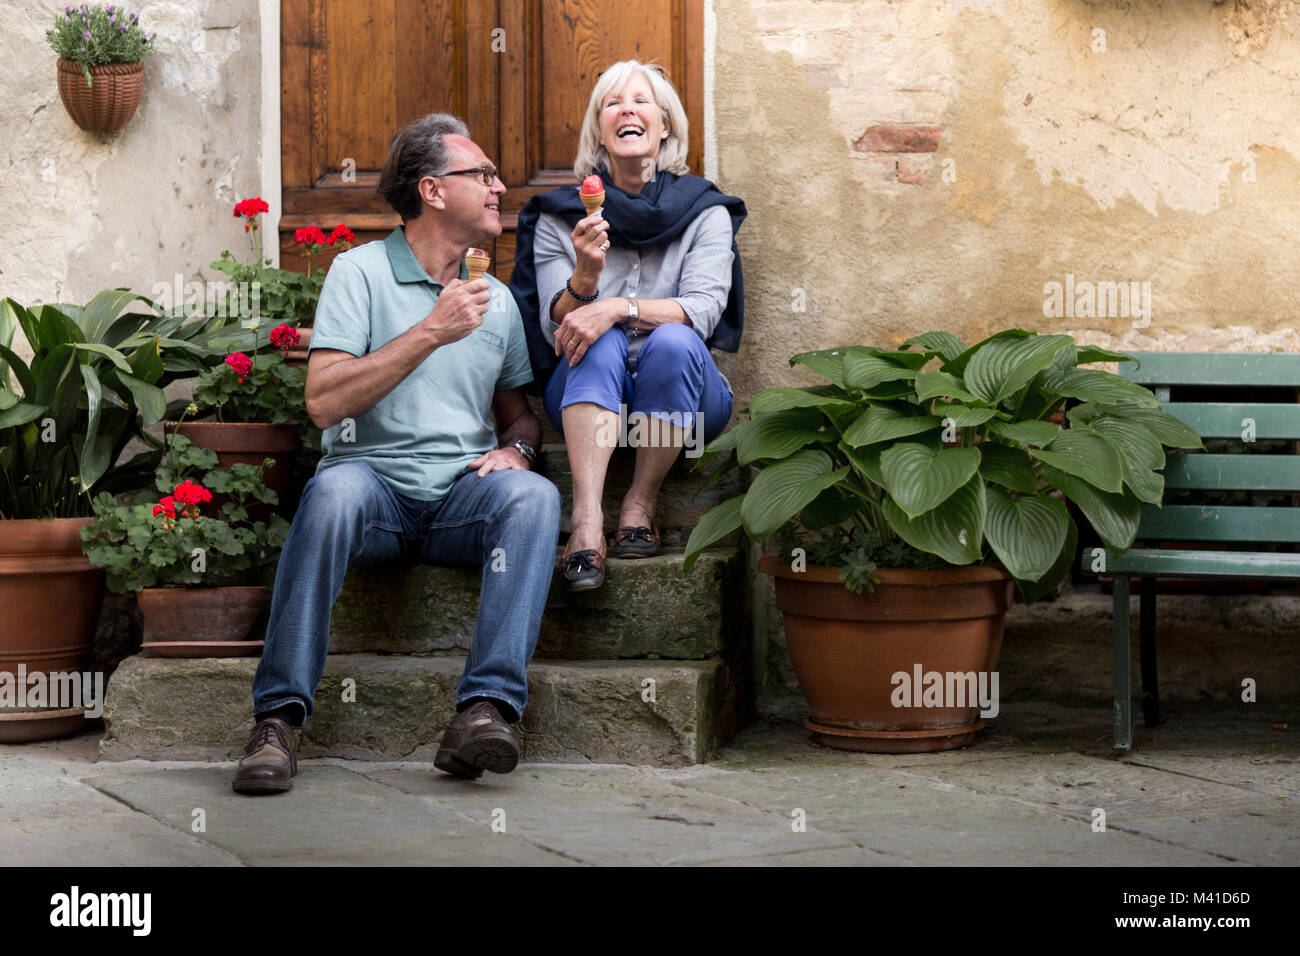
[510,60,747,591]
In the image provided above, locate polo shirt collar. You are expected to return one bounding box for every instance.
[385,227,470,286]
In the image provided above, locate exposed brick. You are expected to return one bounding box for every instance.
[853,124,941,153]
[898,156,930,184]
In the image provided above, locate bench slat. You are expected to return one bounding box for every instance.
[1160,402,1300,439]
[1119,352,1300,387]
[1081,548,1300,578]
[1163,453,1300,491]
[1137,504,1300,542]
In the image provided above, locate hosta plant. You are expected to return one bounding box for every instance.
[683,329,1203,600]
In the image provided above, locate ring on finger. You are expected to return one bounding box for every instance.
[600,240,610,251]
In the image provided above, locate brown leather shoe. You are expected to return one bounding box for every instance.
[435,700,520,778]
[232,717,298,794]
[612,523,661,559]
[560,537,607,591]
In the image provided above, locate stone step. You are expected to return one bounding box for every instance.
[533,448,743,545]
[329,547,743,658]
[101,654,743,767]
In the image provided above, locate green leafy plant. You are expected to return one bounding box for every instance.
[47,4,156,86]
[684,329,1204,599]
[192,335,307,427]
[80,429,290,593]
[0,291,212,519]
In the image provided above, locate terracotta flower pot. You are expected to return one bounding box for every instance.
[171,421,299,524]
[760,554,1014,753]
[0,517,105,741]
[283,327,312,367]
[56,59,144,134]
[137,586,268,652]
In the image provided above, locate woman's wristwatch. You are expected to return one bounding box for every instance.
[622,296,641,336]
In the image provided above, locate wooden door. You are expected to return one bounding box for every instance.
[280,0,703,284]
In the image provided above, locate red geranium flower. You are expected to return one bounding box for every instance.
[233,197,269,218]
[295,226,328,246]
[173,480,213,507]
[152,495,177,519]
[225,352,253,383]
[269,324,301,350]
[327,224,355,246]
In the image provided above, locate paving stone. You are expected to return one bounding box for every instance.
[101,655,735,766]
[330,549,742,659]
[362,763,878,866]
[0,753,236,866]
[80,764,570,866]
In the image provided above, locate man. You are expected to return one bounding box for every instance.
[233,113,561,794]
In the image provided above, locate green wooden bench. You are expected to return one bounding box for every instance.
[1081,352,1300,750]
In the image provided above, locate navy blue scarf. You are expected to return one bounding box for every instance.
[509,170,747,394]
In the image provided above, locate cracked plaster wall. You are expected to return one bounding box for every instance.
[0,0,263,360]
[714,0,1300,403]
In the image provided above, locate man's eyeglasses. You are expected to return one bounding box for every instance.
[440,164,499,186]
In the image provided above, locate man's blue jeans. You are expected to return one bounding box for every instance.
[251,460,562,726]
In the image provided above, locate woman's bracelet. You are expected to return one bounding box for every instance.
[566,276,598,303]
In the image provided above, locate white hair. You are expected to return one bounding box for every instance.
[573,60,690,180]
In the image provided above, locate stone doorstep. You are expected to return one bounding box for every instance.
[100,655,734,767]
[330,548,744,659]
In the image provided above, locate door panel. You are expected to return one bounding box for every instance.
[280,0,702,285]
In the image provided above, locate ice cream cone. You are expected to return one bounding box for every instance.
[465,247,491,281]
[580,191,605,218]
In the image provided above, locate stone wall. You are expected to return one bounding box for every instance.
[712,0,1300,403]
[0,0,265,358]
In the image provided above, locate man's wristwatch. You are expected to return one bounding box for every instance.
[507,440,536,464]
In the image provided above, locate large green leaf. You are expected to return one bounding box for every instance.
[0,401,47,429]
[78,289,152,345]
[1018,518,1078,604]
[879,443,981,517]
[964,334,1074,404]
[843,405,941,447]
[866,348,935,371]
[1074,403,1203,449]
[915,370,978,404]
[984,487,1069,581]
[740,450,850,539]
[986,419,1060,446]
[1040,466,1141,551]
[749,385,853,416]
[799,486,860,529]
[932,402,997,427]
[683,496,745,571]
[841,352,918,391]
[1036,365,1160,407]
[116,373,167,427]
[1029,427,1123,493]
[789,349,847,387]
[838,440,883,485]
[125,335,166,385]
[77,363,108,490]
[736,407,825,465]
[0,343,37,398]
[1088,415,1166,504]
[980,442,1038,494]
[942,328,1033,378]
[902,331,969,364]
[883,475,986,565]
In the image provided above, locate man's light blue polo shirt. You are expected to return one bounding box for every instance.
[308,227,533,502]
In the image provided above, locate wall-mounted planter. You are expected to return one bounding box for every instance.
[56,59,144,134]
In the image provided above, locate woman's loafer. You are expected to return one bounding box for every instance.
[612,523,661,559]
[561,538,607,591]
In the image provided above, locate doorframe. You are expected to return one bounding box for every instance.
[260,0,282,267]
